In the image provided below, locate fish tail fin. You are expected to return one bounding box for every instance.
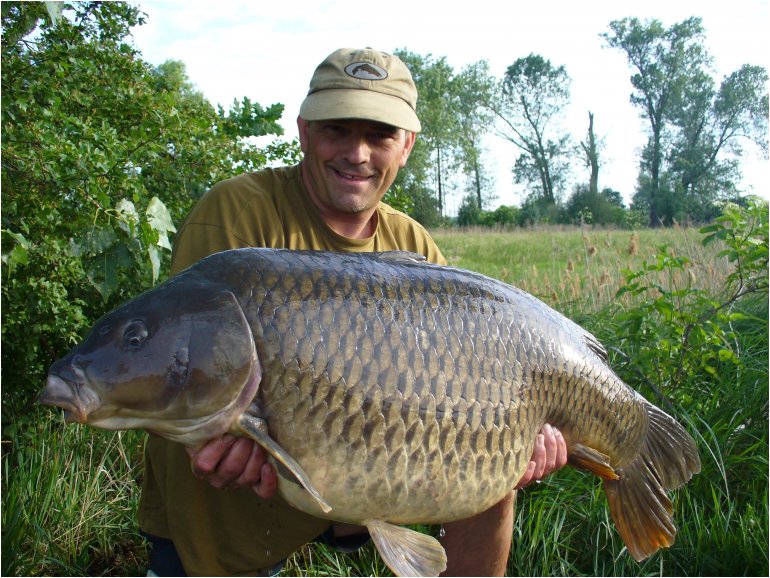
[603,403,701,561]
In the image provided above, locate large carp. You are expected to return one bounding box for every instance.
[40,248,700,576]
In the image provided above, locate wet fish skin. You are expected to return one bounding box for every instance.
[40,248,701,576]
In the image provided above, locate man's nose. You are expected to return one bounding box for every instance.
[342,134,371,164]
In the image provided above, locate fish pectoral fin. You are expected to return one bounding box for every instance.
[567,443,620,480]
[366,520,447,577]
[233,414,332,514]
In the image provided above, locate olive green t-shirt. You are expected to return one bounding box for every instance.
[138,164,446,576]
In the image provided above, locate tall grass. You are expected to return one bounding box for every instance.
[1,417,147,576]
[432,225,730,315]
[2,222,767,576]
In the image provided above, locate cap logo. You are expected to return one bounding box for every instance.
[344,61,388,81]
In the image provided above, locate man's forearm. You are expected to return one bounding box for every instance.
[440,491,515,576]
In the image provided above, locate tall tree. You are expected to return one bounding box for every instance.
[490,54,572,204]
[395,50,460,217]
[602,17,711,226]
[394,50,495,220]
[668,64,768,219]
[579,111,601,195]
[454,60,496,210]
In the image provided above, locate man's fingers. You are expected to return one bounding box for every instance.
[253,461,278,499]
[542,424,557,472]
[553,426,568,470]
[514,460,537,490]
[531,433,547,480]
[189,434,237,479]
[188,435,269,491]
[215,437,258,485]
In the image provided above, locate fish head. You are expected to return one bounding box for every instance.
[39,274,261,446]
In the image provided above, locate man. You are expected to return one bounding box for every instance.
[139,47,568,576]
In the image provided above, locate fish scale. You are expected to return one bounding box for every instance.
[41,248,700,577]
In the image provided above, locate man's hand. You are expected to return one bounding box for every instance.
[185,435,277,498]
[514,424,568,489]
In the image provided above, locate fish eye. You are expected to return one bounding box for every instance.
[123,320,148,349]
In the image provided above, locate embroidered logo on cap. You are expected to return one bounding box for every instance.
[344,62,388,80]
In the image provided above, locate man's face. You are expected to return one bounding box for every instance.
[298,117,416,218]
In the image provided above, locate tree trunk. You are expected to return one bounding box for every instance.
[586,112,599,194]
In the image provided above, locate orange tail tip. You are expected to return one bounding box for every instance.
[604,403,701,561]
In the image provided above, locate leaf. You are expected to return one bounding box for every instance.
[1,230,31,277]
[115,199,140,236]
[145,197,176,250]
[147,245,161,284]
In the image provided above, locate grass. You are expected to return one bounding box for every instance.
[2,223,767,576]
[1,417,147,576]
[432,225,730,315]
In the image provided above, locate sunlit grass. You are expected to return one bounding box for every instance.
[432,225,730,315]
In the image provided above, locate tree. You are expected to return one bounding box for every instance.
[668,64,768,220]
[602,17,711,226]
[579,112,601,195]
[1,1,297,417]
[565,185,626,226]
[490,54,572,205]
[395,50,460,216]
[454,61,496,210]
[394,50,495,220]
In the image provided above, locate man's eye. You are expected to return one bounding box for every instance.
[324,124,347,137]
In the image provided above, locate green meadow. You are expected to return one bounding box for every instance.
[3,211,767,576]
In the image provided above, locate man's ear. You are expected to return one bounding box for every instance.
[297,116,310,153]
[400,131,417,167]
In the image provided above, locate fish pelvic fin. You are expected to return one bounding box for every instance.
[367,520,447,577]
[603,403,701,562]
[233,414,332,514]
[567,444,620,480]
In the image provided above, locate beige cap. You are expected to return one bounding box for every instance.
[299,47,421,132]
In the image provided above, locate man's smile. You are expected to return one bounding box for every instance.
[331,167,373,182]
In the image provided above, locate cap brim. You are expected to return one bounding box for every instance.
[300,89,421,132]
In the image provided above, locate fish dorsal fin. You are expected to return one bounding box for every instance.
[372,251,427,264]
[582,333,609,362]
[233,414,332,513]
[367,519,447,577]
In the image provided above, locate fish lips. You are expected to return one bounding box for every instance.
[39,373,98,424]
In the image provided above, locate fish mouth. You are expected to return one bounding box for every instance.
[38,374,90,424]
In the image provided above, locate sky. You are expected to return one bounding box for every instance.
[130,0,769,212]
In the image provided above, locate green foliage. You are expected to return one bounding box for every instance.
[1,1,297,419]
[613,197,768,387]
[382,183,415,215]
[700,196,769,296]
[2,414,147,576]
[565,185,626,226]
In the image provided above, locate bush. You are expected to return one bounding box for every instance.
[1,1,297,419]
